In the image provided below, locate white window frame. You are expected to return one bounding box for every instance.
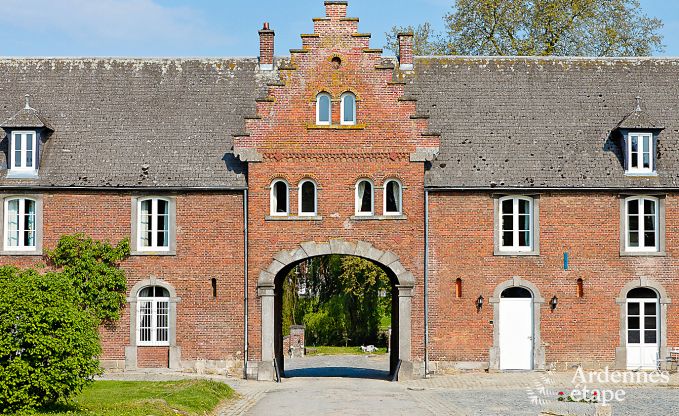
[270,179,290,216]
[298,179,317,217]
[3,197,37,252]
[10,131,38,173]
[136,287,170,347]
[316,93,332,126]
[498,196,534,252]
[340,92,356,126]
[355,179,374,216]
[137,198,171,252]
[624,196,659,252]
[383,179,402,215]
[626,132,654,174]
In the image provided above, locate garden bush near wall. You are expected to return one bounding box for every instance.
[0,235,129,414]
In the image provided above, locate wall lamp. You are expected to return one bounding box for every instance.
[550,295,558,310]
[476,295,484,311]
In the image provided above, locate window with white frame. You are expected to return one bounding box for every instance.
[298,180,317,216]
[270,179,289,216]
[4,198,36,251]
[625,196,659,252]
[137,286,170,346]
[340,92,356,125]
[499,196,534,252]
[10,131,37,173]
[138,198,170,251]
[355,179,374,216]
[384,179,402,215]
[627,132,654,174]
[316,93,331,125]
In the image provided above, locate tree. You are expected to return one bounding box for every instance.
[384,22,442,56]
[385,0,664,56]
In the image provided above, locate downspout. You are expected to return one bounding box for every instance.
[243,189,249,379]
[424,189,430,377]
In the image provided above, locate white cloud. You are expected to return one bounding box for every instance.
[0,0,234,54]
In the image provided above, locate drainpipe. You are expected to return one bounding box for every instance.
[424,189,430,377]
[243,189,249,379]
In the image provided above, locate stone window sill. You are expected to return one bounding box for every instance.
[350,215,408,221]
[265,215,323,221]
[493,250,540,257]
[624,172,658,177]
[620,251,666,257]
[306,123,366,130]
[131,250,176,256]
[0,249,43,256]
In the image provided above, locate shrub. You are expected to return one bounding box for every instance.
[0,267,102,413]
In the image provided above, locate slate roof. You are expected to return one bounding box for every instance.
[0,106,54,130]
[617,107,664,130]
[407,56,679,189]
[0,58,271,189]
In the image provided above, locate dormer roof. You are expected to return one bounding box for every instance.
[617,97,664,131]
[0,96,54,131]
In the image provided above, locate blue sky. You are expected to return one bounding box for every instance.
[1,0,677,57]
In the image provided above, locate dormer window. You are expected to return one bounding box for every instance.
[316,93,331,125]
[10,131,37,173]
[626,132,654,174]
[340,92,356,125]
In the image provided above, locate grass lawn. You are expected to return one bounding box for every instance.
[36,379,235,416]
[305,345,387,356]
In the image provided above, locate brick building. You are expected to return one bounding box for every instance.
[1,1,678,380]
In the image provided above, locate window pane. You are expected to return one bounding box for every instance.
[301,182,315,213]
[6,200,19,247]
[628,330,640,344]
[343,94,355,123]
[644,215,655,231]
[628,231,639,247]
[385,181,398,213]
[644,330,657,344]
[139,301,152,342]
[644,317,657,330]
[156,301,169,342]
[501,199,513,215]
[502,215,513,232]
[360,182,372,212]
[519,214,530,231]
[318,95,330,123]
[518,199,530,215]
[644,231,656,248]
[23,200,35,247]
[628,215,639,231]
[628,200,639,215]
[642,136,650,168]
[275,182,287,213]
[502,231,513,247]
[156,200,168,248]
[644,200,655,215]
[628,302,640,315]
[630,136,639,168]
[518,231,530,247]
[644,302,657,316]
[628,316,640,329]
[26,134,34,168]
[140,200,151,247]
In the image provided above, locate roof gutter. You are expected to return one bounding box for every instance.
[0,185,249,192]
[425,186,679,192]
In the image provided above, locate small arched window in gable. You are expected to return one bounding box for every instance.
[355,179,374,216]
[270,179,289,216]
[299,180,317,216]
[341,92,356,125]
[316,93,331,125]
[384,179,402,215]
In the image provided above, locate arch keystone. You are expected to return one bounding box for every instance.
[329,239,357,256]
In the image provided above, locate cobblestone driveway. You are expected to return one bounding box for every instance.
[217,355,679,416]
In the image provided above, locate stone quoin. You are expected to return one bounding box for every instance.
[0,1,678,380]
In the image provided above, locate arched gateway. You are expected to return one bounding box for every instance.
[255,239,415,381]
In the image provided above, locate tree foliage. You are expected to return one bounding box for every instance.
[386,0,664,56]
[0,234,129,413]
[282,256,391,347]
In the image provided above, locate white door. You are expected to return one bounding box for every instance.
[499,297,533,370]
[627,298,659,370]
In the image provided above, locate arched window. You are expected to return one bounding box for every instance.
[138,198,170,251]
[499,196,534,252]
[4,197,36,250]
[316,93,331,125]
[270,179,289,216]
[340,92,356,125]
[624,196,659,252]
[298,180,317,216]
[355,179,374,216]
[384,179,402,215]
[137,286,170,346]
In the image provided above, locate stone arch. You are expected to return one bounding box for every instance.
[489,276,546,370]
[256,239,415,381]
[125,277,181,370]
[615,277,671,369]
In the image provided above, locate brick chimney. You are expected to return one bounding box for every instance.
[259,22,275,71]
[325,1,347,19]
[397,32,414,70]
